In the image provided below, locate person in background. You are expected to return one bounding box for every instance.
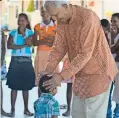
[0,29,10,117]
[33,7,59,97]
[107,13,119,118]
[61,55,73,117]
[34,75,60,118]
[41,1,118,118]
[100,19,114,118]
[6,13,35,117]
[101,19,111,46]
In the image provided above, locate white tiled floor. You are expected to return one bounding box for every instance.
[1,80,116,118]
[1,80,71,118]
[1,55,116,118]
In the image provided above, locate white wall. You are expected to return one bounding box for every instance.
[2,0,42,30]
[104,0,119,13]
[30,10,42,29]
[103,0,119,18]
[1,0,119,29]
[70,0,119,20]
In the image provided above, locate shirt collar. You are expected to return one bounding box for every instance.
[40,20,54,27]
[69,4,79,24]
[17,28,29,38]
[17,28,29,33]
[41,93,54,98]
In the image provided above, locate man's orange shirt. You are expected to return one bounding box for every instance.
[45,5,118,99]
[34,20,56,51]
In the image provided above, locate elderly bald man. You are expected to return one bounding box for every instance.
[40,1,118,118]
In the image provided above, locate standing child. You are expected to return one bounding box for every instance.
[6,13,35,117]
[34,75,60,118]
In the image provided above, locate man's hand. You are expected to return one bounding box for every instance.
[36,71,52,86]
[43,73,63,91]
[39,71,52,79]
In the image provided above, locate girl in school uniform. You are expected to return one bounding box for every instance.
[107,13,119,118]
[6,13,35,117]
[33,7,59,97]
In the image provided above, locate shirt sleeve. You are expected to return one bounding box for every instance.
[45,25,68,73]
[34,24,40,33]
[28,30,34,37]
[9,29,16,37]
[60,13,100,80]
[52,100,60,116]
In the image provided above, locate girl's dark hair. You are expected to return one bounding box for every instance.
[101,19,109,27]
[18,13,31,30]
[112,13,119,19]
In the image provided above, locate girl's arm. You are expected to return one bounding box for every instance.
[32,29,54,47]
[105,32,111,47]
[111,38,119,54]
[31,29,46,46]
[32,29,40,46]
[1,31,6,66]
[7,35,27,49]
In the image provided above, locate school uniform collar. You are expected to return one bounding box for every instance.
[17,28,29,38]
[40,20,54,27]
